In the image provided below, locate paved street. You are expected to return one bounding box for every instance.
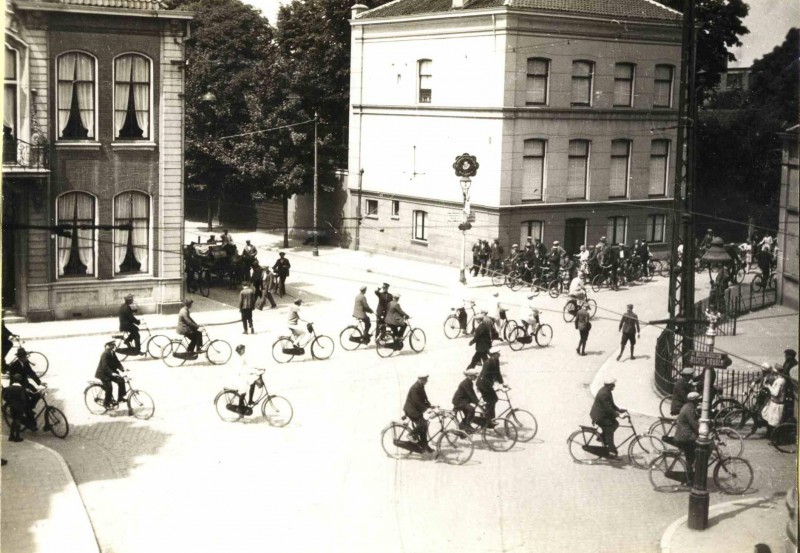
[3,243,795,553]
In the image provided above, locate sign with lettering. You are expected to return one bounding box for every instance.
[685,350,727,368]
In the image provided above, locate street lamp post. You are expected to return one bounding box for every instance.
[312,112,319,257]
[688,237,731,530]
[201,89,217,232]
[458,177,472,285]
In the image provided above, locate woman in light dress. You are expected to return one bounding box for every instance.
[760,364,786,437]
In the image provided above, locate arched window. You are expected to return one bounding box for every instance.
[654,65,674,107]
[56,192,96,276]
[114,54,151,140]
[114,191,151,274]
[56,52,96,139]
[571,60,594,106]
[614,63,635,107]
[526,58,549,105]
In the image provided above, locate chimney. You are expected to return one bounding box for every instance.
[351,3,369,18]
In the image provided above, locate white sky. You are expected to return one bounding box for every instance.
[241,0,798,67]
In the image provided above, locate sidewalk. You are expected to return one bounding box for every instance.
[1,438,100,553]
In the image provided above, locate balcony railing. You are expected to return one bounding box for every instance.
[2,136,49,172]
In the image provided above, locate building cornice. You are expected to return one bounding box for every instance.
[353,104,679,122]
[13,1,193,20]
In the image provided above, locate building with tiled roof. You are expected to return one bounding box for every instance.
[3,0,192,320]
[345,0,683,267]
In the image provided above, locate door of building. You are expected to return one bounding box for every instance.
[564,218,586,256]
[2,191,16,308]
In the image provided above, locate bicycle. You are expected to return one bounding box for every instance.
[648,437,753,495]
[590,265,620,293]
[161,328,233,368]
[506,318,553,350]
[380,407,474,465]
[449,402,519,452]
[83,372,155,420]
[769,419,797,454]
[272,322,335,363]
[648,418,744,459]
[340,318,373,351]
[443,301,478,339]
[658,384,744,421]
[186,267,210,297]
[213,370,293,427]
[547,269,571,298]
[567,413,665,469]
[492,387,538,442]
[5,335,49,377]
[111,322,171,361]
[562,294,597,323]
[1,385,69,438]
[374,320,426,358]
[491,261,509,287]
[752,271,777,293]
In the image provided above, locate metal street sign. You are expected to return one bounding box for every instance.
[685,350,727,368]
[447,210,462,223]
[453,153,479,178]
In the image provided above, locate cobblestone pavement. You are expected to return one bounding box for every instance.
[6,247,797,553]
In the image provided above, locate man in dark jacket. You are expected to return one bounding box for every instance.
[257,267,277,310]
[403,374,433,453]
[453,368,481,430]
[352,286,373,343]
[385,294,409,341]
[671,367,696,416]
[2,322,14,373]
[272,252,291,297]
[478,348,505,421]
[590,378,627,456]
[7,348,43,425]
[575,302,591,356]
[616,303,640,361]
[250,262,264,300]
[118,294,141,354]
[95,341,126,408]
[467,312,493,369]
[374,283,392,325]
[239,281,256,334]
[4,374,32,441]
[674,391,701,481]
[176,298,202,353]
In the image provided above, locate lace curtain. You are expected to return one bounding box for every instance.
[57,53,94,138]
[114,191,149,273]
[114,55,149,138]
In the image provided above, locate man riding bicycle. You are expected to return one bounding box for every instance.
[6,348,45,428]
[95,341,126,409]
[453,368,481,431]
[118,294,142,354]
[523,298,541,337]
[288,299,312,348]
[177,298,203,354]
[233,344,264,414]
[385,294,409,341]
[756,244,774,282]
[589,378,627,457]
[568,274,587,303]
[404,374,434,453]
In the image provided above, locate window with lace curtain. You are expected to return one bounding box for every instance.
[56,52,96,140]
[4,46,18,163]
[114,54,151,140]
[56,192,96,277]
[114,191,150,275]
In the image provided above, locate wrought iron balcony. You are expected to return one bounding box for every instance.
[2,136,49,173]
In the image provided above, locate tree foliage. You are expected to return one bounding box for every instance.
[748,27,799,125]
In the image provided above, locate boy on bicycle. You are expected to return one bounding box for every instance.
[523,297,541,337]
[288,299,312,349]
[234,344,264,414]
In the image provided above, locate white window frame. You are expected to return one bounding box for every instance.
[613,63,635,107]
[365,198,378,219]
[607,216,628,246]
[391,200,400,219]
[609,139,631,198]
[649,139,670,196]
[412,210,428,242]
[571,60,594,107]
[522,139,546,201]
[646,214,667,243]
[654,64,674,108]
[520,220,544,246]
[417,59,432,104]
[112,190,153,276]
[4,45,19,144]
[525,58,549,106]
[112,52,154,142]
[55,50,99,141]
[567,139,590,200]
[55,191,98,279]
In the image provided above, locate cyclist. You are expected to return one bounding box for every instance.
[94,341,126,409]
[118,293,142,354]
[478,347,507,422]
[578,245,590,274]
[467,312,492,370]
[385,293,409,341]
[233,344,264,414]
[547,242,563,274]
[568,273,587,303]
[403,373,434,453]
[533,237,547,261]
[589,377,627,458]
[698,228,714,251]
[452,368,481,431]
[670,367,696,416]
[756,244,773,282]
[6,348,44,428]
[523,296,541,337]
[4,373,32,441]
[1,322,14,373]
[352,286,374,344]
[177,298,203,354]
[288,299,312,349]
[674,391,701,482]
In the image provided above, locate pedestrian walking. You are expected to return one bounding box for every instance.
[575,301,591,356]
[257,267,277,310]
[250,262,264,300]
[616,304,640,361]
[239,281,256,334]
[273,252,291,297]
[353,285,374,343]
[467,311,492,369]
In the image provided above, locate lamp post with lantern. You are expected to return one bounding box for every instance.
[200,89,217,232]
[453,153,479,285]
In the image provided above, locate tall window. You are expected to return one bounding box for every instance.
[609,140,631,198]
[413,210,427,241]
[520,221,543,245]
[522,139,546,201]
[391,200,400,218]
[649,139,670,196]
[57,52,96,139]
[646,214,666,243]
[614,63,635,107]
[114,191,150,274]
[57,192,96,277]
[607,216,627,245]
[418,59,432,104]
[571,61,594,106]
[365,199,378,218]
[654,64,674,107]
[4,46,18,163]
[526,58,549,105]
[567,140,590,199]
[114,54,150,140]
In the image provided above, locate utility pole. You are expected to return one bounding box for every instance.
[355,169,364,251]
[313,112,319,257]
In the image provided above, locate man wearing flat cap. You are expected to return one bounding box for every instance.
[6,347,44,426]
[118,294,141,354]
[177,298,202,354]
[272,252,291,298]
[453,369,481,431]
[467,311,493,370]
[403,374,434,453]
[671,367,696,416]
[352,286,373,343]
[478,348,505,422]
[95,341,126,409]
[590,378,627,457]
[616,304,640,361]
[674,391,702,481]
[374,283,392,327]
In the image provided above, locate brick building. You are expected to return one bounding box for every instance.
[347,0,681,265]
[3,0,191,320]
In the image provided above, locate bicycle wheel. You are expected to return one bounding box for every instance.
[591,274,604,293]
[647,419,677,446]
[659,396,671,418]
[84,384,108,415]
[340,325,365,350]
[206,340,232,365]
[507,327,526,351]
[502,320,518,342]
[261,395,293,427]
[271,338,296,363]
[535,324,553,347]
[649,452,689,492]
[491,272,506,287]
[752,274,764,292]
[145,334,171,359]
[161,341,187,368]
[628,435,665,469]
[45,406,69,439]
[27,351,49,378]
[586,299,597,319]
[734,266,746,284]
[530,278,542,297]
[508,409,538,442]
[508,273,523,292]
[214,390,243,422]
[311,335,335,360]
[409,328,426,353]
[380,423,413,460]
[548,280,561,299]
[437,429,474,465]
[443,316,462,340]
[714,456,753,495]
[375,334,397,358]
[723,408,758,438]
[483,417,518,452]
[198,273,210,297]
[713,427,744,459]
[128,390,155,420]
[770,422,797,453]
[567,428,604,464]
[563,302,577,323]
[768,274,777,290]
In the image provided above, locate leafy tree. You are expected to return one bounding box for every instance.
[748,28,799,125]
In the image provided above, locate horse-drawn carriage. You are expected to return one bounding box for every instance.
[184,242,255,294]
